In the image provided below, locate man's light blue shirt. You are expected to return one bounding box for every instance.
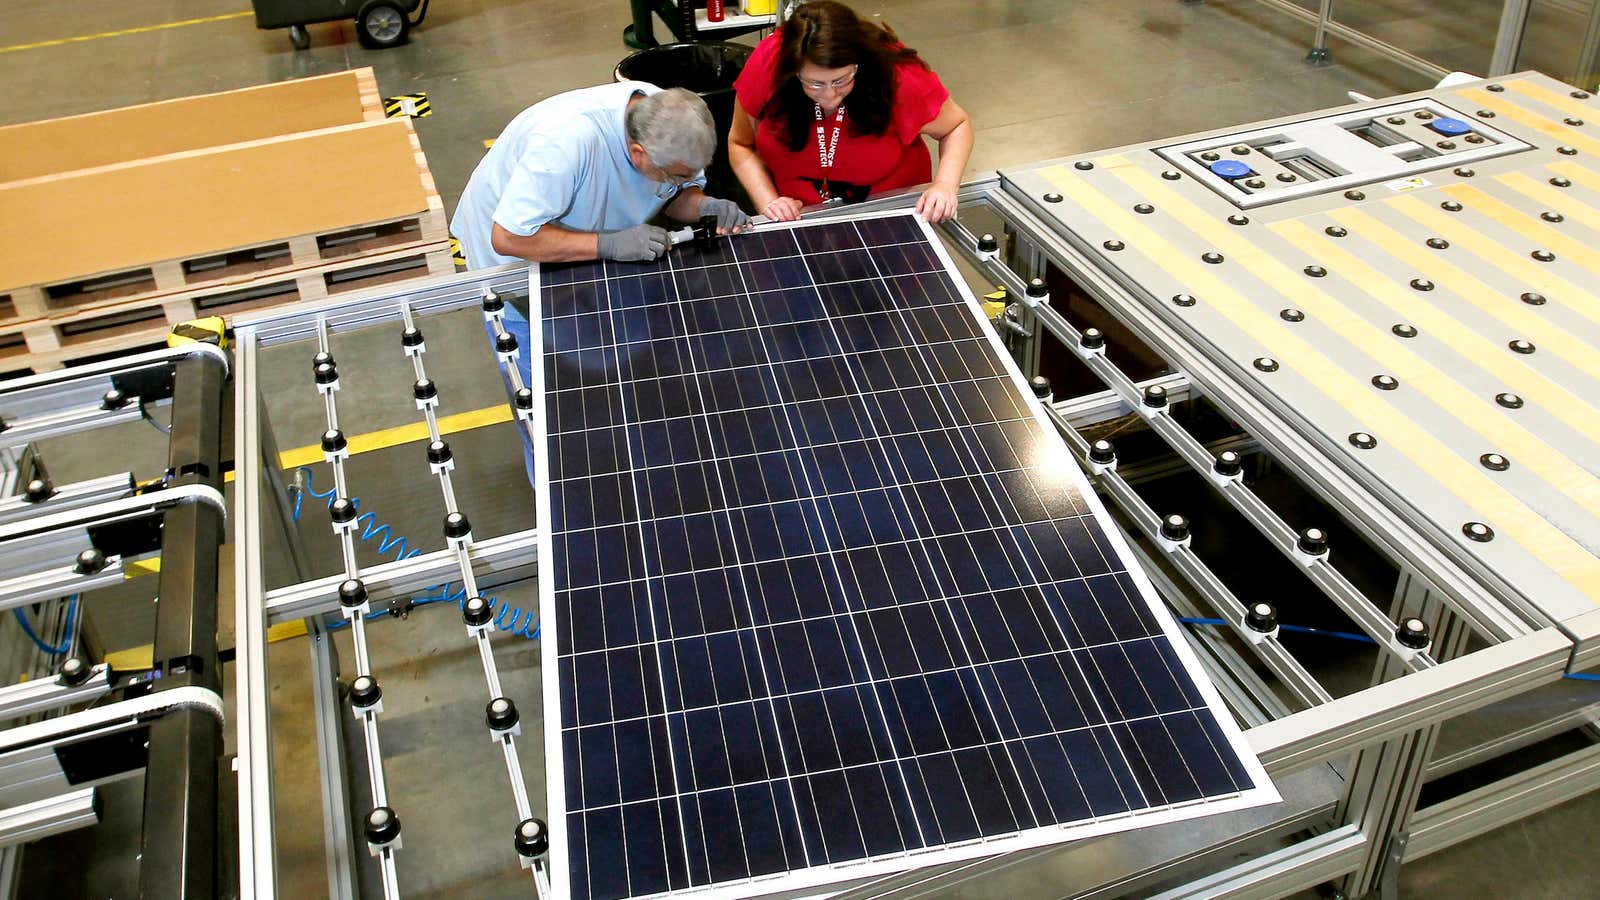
[451,81,705,270]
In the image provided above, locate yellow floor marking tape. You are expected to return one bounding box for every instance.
[1502,80,1600,123]
[1460,89,1600,157]
[1382,193,1600,332]
[0,10,253,55]
[124,557,161,579]
[1320,206,1600,382]
[105,619,310,670]
[1047,159,1600,596]
[1107,164,1600,525]
[1272,218,1600,438]
[1498,170,1600,235]
[278,403,514,469]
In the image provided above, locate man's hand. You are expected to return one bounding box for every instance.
[700,197,752,234]
[597,224,669,262]
[762,197,804,222]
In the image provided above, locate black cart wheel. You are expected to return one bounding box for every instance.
[357,0,410,49]
[289,24,311,50]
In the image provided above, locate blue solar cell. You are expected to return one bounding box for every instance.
[535,212,1267,900]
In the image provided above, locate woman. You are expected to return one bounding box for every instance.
[729,0,973,223]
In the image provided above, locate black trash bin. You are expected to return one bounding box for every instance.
[615,42,753,211]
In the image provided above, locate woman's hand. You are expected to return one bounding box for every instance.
[762,196,805,222]
[916,181,959,223]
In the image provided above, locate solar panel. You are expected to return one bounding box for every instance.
[532,210,1276,900]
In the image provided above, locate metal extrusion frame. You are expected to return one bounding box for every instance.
[231,117,1600,897]
[0,343,230,897]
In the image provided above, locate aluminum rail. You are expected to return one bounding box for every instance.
[0,788,99,848]
[399,293,539,876]
[311,315,402,900]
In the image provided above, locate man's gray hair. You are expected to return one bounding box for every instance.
[625,88,716,171]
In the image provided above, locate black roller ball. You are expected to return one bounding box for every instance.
[350,675,382,708]
[1481,453,1510,471]
[1396,617,1430,650]
[1297,527,1329,556]
[1349,432,1377,450]
[1079,328,1105,350]
[1213,450,1243,477]
[1254,357,1279,373]
[401,327,425,348]
[1088,439,1116,465]
[100,388,129,410]
[314,362,339,385]
[1102,239,1125,252]
[1344,190,1365,201]
[496,332,519,355]
[1325,226,1348,237]
[329,498,358,525]
[977,233,998,253]
[463,595,493,627]
[1201,251,1224,264]
[58,657,92,687]
[427,440,453,465]
[365,807,401,846]
[24,478,52,502]
[514,388,534,410]
[487,697,520,731]
[1496,392,1524,409]
[1136,203,1156,215]
[1441,200,1463,212]
[74,548,106,575]
[312,351,335,369]
[1025,278,1048,300]
[1172,293,1197,307]
[1075,160,1095,170]
[1159,514,1189,542]
[338,578,368,609]
[1142,384,1168,408]
[482,291,505,313]
[1028,376,1051,399]
[515,818,549,857]
[413,378,437,401]
[444,512,472,540]
[1244,602,1278,634]
[321,429,347,454]
[1042,192,1063,203]
[1463,521,1495,542]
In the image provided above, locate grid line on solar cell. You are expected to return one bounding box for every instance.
[536,212,1270,900]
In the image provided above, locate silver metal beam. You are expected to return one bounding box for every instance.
[263,529,538,624]
[0,787,99,848]
[0,664,110,723]
[1406,740,1600,860]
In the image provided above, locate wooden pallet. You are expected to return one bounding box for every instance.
[0,242,454,377]
[0,68,383,183]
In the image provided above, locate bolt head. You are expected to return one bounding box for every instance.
[365,807,401,845]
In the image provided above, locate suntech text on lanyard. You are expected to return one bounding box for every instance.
[814,102,845,201]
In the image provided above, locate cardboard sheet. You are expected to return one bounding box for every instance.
[0,69,377,183]
[0,119,431,292]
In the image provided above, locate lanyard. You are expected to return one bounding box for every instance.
[813,103,845,199]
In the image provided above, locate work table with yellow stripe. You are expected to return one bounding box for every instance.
[1002,71,1600,627]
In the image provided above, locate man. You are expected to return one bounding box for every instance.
[453,82,751,485]
[453,82,749,267]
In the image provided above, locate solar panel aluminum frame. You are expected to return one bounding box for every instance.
[531,209,1278,900]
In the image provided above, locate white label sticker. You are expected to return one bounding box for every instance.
[1385,175,1432,193]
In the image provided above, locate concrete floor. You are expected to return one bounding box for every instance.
[6,0,1600,897]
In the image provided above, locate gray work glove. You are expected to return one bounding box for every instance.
[700,197,752,233]
[598,224,669,262]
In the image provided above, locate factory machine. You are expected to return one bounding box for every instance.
[0,345,228,896]
[212,68,1600,900]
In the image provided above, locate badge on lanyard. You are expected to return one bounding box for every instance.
[814,103,845,200]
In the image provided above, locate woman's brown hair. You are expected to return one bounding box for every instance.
[761,0,929,151]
